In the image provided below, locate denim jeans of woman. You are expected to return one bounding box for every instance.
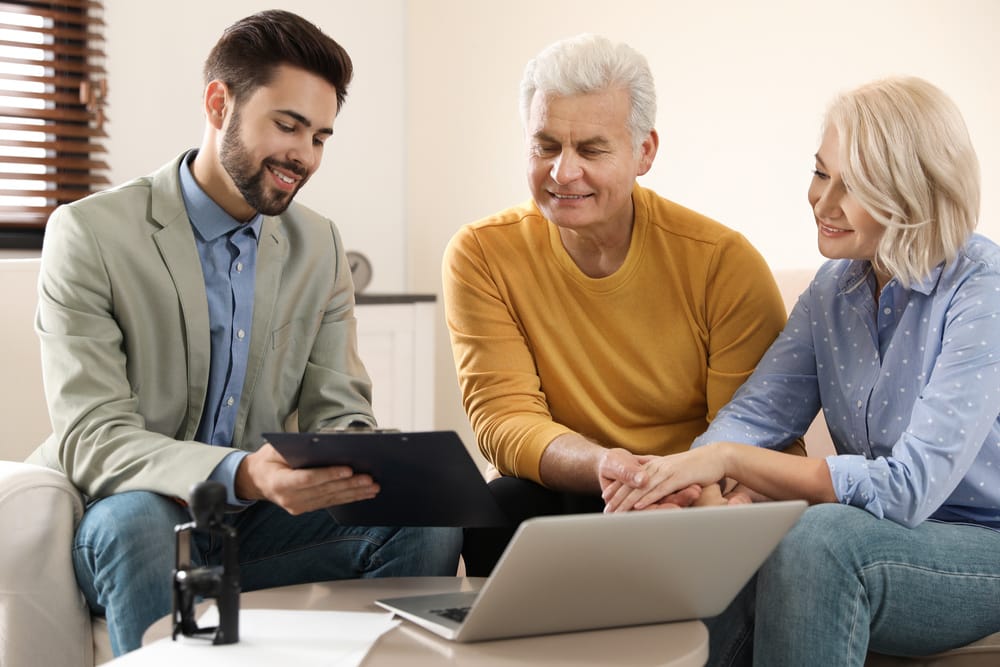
[73,490,462,656]
[706,503,1000,666]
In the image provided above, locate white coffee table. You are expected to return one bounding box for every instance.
[138,576,707,666]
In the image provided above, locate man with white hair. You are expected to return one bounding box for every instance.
[443,33,799,575]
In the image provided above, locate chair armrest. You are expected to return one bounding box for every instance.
[0,462,94,667]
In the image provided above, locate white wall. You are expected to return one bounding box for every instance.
[102,1,1000,463]
[407,0,1000,272]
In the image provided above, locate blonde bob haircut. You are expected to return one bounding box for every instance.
[824,76,980,287]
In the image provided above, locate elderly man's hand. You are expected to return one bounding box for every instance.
[597,447,647,491]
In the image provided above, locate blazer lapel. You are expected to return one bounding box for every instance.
[149,153,212,440]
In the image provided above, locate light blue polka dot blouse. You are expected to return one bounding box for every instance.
[694,234,1000,529]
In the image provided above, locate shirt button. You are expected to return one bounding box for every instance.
[237,329,246,339]
[226,396,235,407]
[883,307,892,315]
[857,400,863,409]
[236,262,244,272]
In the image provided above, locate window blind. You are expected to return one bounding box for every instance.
[0,0,107,242]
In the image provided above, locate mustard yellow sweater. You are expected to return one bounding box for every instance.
[442,184,787,484]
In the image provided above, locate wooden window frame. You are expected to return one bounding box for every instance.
[0,0,107,248]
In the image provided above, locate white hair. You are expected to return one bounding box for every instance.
[519,34,657,153]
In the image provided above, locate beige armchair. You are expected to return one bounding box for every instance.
[0,258,113,666]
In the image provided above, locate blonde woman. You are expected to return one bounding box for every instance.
[604,77,1000,664]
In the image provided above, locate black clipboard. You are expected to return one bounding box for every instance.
[263,430,508,527]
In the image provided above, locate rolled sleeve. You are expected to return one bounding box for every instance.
[827,454,885,518]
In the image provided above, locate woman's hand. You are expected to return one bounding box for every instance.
[598,449,703,511]
[603,444,729,513]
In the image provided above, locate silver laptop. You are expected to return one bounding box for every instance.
[375,499,807,642]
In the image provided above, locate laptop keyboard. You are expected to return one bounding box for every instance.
[431,606,471,623]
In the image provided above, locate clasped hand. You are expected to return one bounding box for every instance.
[599,445,747,513]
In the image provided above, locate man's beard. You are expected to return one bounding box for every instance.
[220,110,308,216]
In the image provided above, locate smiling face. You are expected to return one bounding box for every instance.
[208,64,339,220]
[526,87,656,237]
[219,105,310,217]
[809,125,886,265]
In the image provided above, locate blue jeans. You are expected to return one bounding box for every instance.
[72,491,462,656]
[706,503,1000,666]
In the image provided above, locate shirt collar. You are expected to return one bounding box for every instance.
[836,258,944,298]
[910,261,945,295]
[179,150,263,242]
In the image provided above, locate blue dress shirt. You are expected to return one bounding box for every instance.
[694,234,1000,529]
[179,153,263,506]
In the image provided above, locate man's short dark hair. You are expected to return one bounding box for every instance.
[204,9,353,110]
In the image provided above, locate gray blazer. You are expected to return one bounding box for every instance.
[27,152,375,499]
